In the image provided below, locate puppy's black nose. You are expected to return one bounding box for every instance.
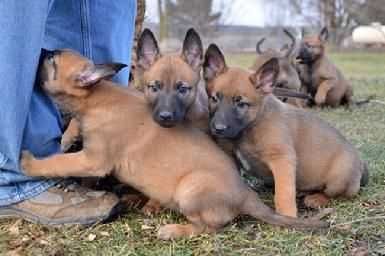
[159,111,173,121]
[213,123,227,134]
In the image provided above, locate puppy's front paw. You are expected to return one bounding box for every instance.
[61,135,75,152]
[315,94,326,106]
[20,151,41,177]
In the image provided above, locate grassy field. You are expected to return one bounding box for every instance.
[1,51,385,256]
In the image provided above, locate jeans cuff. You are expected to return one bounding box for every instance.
[0,179,59,206]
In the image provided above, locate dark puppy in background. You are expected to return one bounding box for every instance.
[251,29,310,108]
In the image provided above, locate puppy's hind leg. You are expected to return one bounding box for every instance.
[158,200,237,240]
[322,154,361,200]
[157,214,213,240]
[157,174,236,240]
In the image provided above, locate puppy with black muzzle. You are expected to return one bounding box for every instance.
[204,44,368,217]
[296,27,353,107]
[20,49,328,239]
[136,28,209,130]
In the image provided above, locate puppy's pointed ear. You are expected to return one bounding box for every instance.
[182,28,203,71]
[75,63,127,87]
[250,58,279,94]
[203,44,227,81]
[319,27,329,42]
[137,28,160,70]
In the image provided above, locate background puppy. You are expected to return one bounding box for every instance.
[21,49,327,240]
[251,30,310,108]
[252,29,301,94]
[297,27,353,107]
[204,44,368,217]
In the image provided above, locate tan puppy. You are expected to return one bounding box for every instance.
[297,27,353,107]
[136,28,208,130]
[203,44,368,217]
[20,49,327,239]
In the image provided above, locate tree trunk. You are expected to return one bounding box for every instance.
[130,0,146,86]
[158,0,168,42]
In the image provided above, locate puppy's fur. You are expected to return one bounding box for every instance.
[20,50,327,239]
[204,44,368,217]
[136,28,208,129]
[297,27,353,107]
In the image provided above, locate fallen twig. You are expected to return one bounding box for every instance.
[371,100,385,105]
[331,215,385,228]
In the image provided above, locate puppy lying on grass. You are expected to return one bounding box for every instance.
[21,49,328,239]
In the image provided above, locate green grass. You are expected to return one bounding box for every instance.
[1,51,385,256]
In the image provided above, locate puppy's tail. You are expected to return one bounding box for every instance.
[360,162,369,187]
[241,190,329,229]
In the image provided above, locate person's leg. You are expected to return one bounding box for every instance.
[0,0,58,206]
[0,0,137,224]
[44,0,137,85]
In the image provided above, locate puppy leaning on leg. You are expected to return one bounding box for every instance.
[203,44,368,217]
[21,49,328,239]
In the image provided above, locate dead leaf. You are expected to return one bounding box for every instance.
[8,220,22,236]
[141,224,154,230]
[100,231,109,237]
[87,233,96,241]
[39,239,49,245]
[21,236,29,242]
[5,247,23,256]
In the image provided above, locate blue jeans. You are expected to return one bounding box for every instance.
[0,0,136,206]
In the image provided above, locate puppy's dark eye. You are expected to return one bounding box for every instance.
[276,82,287,88]
[234,96,249,109]
[46,54,55,64]
[176,81,191,95]
[147,81,161,93]
[236,101,250,109]
[305,43,315,49]
[209,95,218,103]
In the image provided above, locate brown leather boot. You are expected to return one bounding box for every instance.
[0,181,120,225]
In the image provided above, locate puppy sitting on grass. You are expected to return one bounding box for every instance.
[204,44,368,217]
[296,27,353,107]
[20,49,328,239]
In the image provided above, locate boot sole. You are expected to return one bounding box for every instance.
[0,201,123,226]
